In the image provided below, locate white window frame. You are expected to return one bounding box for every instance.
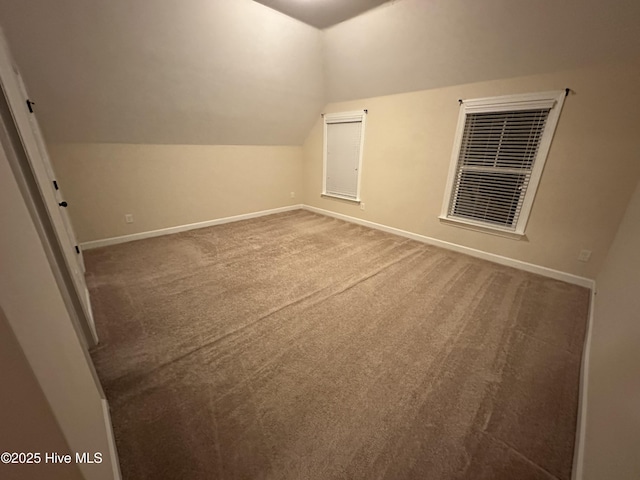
[322,110,367,203]
[439,90,566,238]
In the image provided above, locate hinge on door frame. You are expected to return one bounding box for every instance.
[26,99,34,113]
[53,180,59,190]
[75,245,80,254]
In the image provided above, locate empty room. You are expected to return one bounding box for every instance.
[1,0,639,479]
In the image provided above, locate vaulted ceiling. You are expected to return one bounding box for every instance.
[0,0,638,146]
[253,0,391,29]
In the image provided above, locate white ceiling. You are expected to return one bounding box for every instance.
[0,0,639,146]
[253,0,391,29]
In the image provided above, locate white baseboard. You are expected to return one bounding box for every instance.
[572,287,596,480]
[302,205,595,289]
[81,205,303,249]
[81,202,595,290]
[101,399,122,480]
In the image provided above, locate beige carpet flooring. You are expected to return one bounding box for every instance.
[87,210,590,480]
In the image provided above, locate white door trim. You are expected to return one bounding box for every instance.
[0,30,97,344]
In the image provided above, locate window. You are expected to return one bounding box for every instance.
[322,110,366,202]
[440,91,566,237]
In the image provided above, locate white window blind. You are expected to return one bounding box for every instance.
[449,109,550,228]
[441,91,566,236]
[323,111,366,202]
[326,121,361,199]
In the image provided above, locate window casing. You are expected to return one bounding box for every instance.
[440,91,566,237]
[322,110,366,202]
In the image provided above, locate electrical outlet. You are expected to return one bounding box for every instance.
[290,192,295,198]
[578,249,592,262]
[125,214,134,224]
[360,202,365,211]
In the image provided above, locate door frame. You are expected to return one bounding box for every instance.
[0,30,98,347]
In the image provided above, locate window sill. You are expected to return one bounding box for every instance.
[438,216,526,241]
[321,193,361,204]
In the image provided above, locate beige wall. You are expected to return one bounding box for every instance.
[303,62,640,279]
[0,145,115,480]
[0,306,83,480]
[323,0,640,102]
[0,0,324,145]
[49,143,303,242]
[582,180,640,479]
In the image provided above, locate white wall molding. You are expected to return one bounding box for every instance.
[81,205,303,249]
[83,202,595,290]
[303,205,595,289]
[572,286,596,480]
[102,399,122,480]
